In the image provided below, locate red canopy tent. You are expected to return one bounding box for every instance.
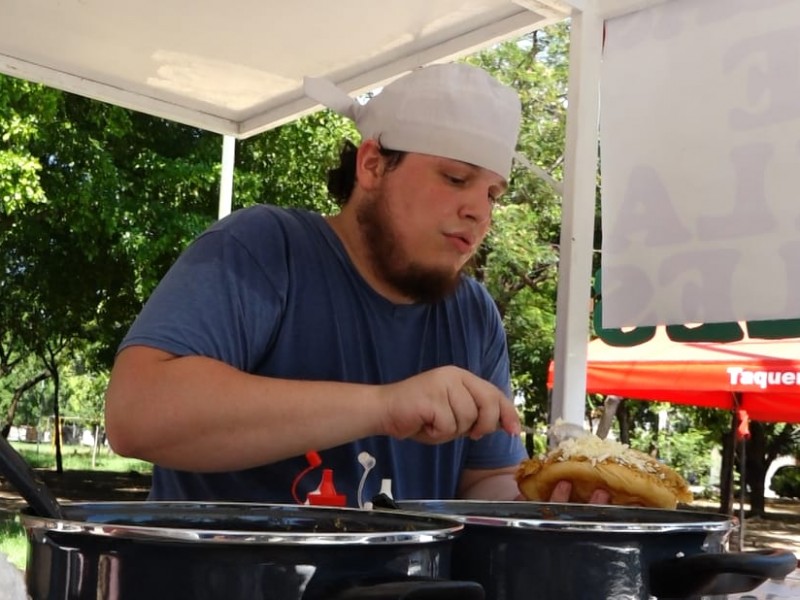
[547,328,800,423]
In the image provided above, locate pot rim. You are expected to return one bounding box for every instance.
[20,501,465,546]
[394,500,736,534]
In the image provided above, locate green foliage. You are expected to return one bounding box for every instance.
[236,111,357,215]
[0,355,50,423]
[0,79,53,214]
[62,355,108,425]
[0,515,26,570]
[770,466,800,499]
[523,430,549,456]
[628,424,716,484]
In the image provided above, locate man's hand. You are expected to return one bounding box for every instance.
[378,366,520,443]
[549,481,611,504]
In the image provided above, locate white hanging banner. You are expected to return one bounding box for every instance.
[600,0,800,328]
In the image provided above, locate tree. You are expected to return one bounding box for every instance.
[62,352,109,467]
[0,354,49,437]
[236,111,356,215]
[0,78,54,407]
[1,78,222,462]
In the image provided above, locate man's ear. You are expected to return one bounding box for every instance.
[355,139,385,191]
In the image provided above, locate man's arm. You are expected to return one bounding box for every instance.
[105,345,520,472]
[457,465,523,500]
[105,346,385,471]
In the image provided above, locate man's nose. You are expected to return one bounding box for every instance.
[459,189,493,225]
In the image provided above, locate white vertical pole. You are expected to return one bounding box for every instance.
[218,135,236,219]
[549,8,604,427]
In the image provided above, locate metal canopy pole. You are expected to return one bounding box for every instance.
[549,7,604,426]
[735,393,747,551]
[739,432,747,550]
[218,135,236,220]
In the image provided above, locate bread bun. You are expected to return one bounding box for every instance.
[515,435,693,509]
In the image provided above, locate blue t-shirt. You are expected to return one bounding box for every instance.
[120,205,527,506]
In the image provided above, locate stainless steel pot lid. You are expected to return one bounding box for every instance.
[394,500,735,534]
[20,501,464,545]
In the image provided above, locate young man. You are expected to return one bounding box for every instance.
[104,63,529,505]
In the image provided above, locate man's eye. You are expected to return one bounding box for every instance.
[445,174,465,185]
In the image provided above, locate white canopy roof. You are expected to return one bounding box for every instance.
[1,0,584,138]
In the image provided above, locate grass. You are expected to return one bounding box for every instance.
[9,441,152,473]
[0,516,26,571]
[0,442,152,571]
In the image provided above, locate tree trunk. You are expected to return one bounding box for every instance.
[618,402,631,445]
[650,414,661,457]
[52,368,63,474]
[720,411,737,516]
[745,422,768,517]
[2,371,49,438]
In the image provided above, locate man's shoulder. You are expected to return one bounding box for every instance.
[205,205,326,248]
[217,204,318,232]
[453,276,497,309]
[448,276,504,334]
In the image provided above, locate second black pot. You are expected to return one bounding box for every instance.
[393,500,797,600]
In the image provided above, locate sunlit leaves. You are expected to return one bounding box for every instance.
[0,152,45,212]
[236,110,357,215]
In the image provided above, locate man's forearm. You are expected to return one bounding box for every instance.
[457,466,523,501]
[105,347,385,471]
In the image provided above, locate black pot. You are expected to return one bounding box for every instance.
[20,501,485,600]
[392,500,797,600]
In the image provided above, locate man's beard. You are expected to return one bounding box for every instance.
[356,189,463,304]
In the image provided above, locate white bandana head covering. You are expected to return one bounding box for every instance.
[304,63,522,180]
